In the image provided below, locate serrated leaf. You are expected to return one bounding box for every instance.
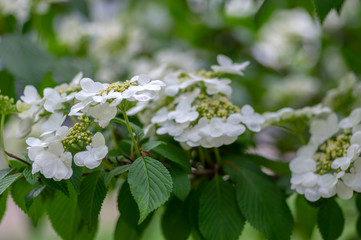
[70,165,82,193]
[0,168,13,181]
[162,197,191,240]
[41,176,69,197]
[0,173,22,195]
[317,198,344,240]
[47,186,82,240]
[11,178,45,226]
[78,171,107,229]
[112,117,144,139]
[224,159,293,240]
[117,181,152,236]
[170,166,190,201]
[23,166,38,185]
[114,217,141,240]
[104,165,130,186]
[25,185,46,210]
[0,190,8,223]
[128,156,173,223]
[9,160,27,170]
[0,34,53,85]
[313,0,345,23]
[296,195,318,238]
[199,176,245,240]
[153,143,191,171]
[142,141,165,152]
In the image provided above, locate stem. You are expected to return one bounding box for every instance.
[214,148,221,165]
[198,147,205,166]
[4,151,30,166]
[122,109,141,158]
[70,116,77,124]
[1,114,9,165]
[109,123,119,149]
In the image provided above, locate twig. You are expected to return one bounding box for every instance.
[5,151,31,166]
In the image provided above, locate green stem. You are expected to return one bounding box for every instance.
[122,109,141,158]
[1,114,9,165]
[109,123,119,149]
[70,116,77,124]
[214,148,221,165]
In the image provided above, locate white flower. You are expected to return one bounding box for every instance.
[239,105,264,132]
[310,113,339,144]
[43,88,66,113]
[211,55,250,76]
[339,108,361,129]
[18,85,43,120]
[40,113,66,137]
[87,102,117,128]
[74,132,108,169]
[31,142,73,180]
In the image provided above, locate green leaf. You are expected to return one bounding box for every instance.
[356,194,361,212]
[317,198,344,240]
[0,168,13,181]
[117,181,153,236]
[47,186,83,240]
[312,0,344,23]
[23,166,38,185]
[114,217,141,240]
[170,166,191,201]
[41,176,69,197]
[0,190,8,223]
[78,171,107,229]
[104,165,130,186]
[254,0,276,28]
[0,173,22,195]
[0,70,16,99]
[153,143,191,171]
[25,185,46,210]
[70,165,82,193]
[199,176,245,240]
[296,195,318,238]
[162,197,191,240]
[11,178,45,226]
[357,216,361,237]
[243,154,291,175]
[142,141,165,152]
[224,159,293,240]
[112,117,144,139]
[0,35,53,85]
[128,156,173,223]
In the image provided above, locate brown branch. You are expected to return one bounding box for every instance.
[5,151,30,166]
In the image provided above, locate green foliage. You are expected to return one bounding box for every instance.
[141,141,165,152]
[170,166,191,201]
[295,195,318,238]
[117,181,153,237]
[224,159,293,240]
[0,190,8,223]
[0,173,22,195]
[0,35,52,85]
[312,0,345,23]
[317,198,344,240]
[23,166,39,185]
[25,184,46,210]
[199,176,245,240]
[0,168,13,181]
[11,178,46,226]
[78,171,107,230]
[152,143,191,171]
[114,217,141,240]
[104,165,130,186]
[162,197,192,240]
[70,165,82,193]
[128,156,173,223]
[112,118,144,139]
[41,176,69,197]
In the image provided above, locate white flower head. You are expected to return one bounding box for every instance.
[211,55,250,76]
[74,132,108,169]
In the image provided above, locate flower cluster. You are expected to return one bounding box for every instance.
[26,115,108,180]
[131,56,264,148]
[290,109,361,201]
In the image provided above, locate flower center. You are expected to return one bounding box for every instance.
[57,86,81,95]
[62,115,93,151]
[99,80,137,95]
[195,94,240,119]
[314,130,352,175]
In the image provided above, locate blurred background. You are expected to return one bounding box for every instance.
[0,0,360,239]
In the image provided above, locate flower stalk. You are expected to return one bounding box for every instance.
[122,109,141,158]
[1,114,10,165]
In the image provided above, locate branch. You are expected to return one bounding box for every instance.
[5,151,31,166]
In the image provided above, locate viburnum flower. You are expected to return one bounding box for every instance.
[31,142,73,180]
[290,111,361,201]
[211,55,250,76]
[133,59,264,148]
[74,132,108,169]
